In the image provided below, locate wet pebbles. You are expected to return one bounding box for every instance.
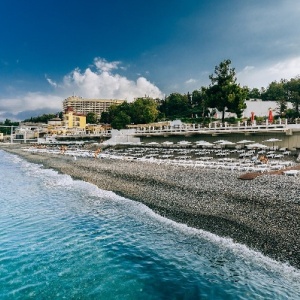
[3,146,300,269]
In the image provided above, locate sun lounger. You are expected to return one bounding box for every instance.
[283,170,299,176]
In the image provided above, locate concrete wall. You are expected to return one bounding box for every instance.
[141,131,300,150]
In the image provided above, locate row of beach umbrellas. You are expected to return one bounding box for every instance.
[146,138,282,149]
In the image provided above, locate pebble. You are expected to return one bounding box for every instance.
[2,144,300,269]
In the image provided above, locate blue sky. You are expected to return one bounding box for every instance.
[0,0,300,121]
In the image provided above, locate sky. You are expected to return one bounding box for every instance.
[0,0,300,121]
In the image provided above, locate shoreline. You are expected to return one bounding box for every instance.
[1,144,300,269]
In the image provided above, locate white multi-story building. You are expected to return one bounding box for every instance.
[62,96,125,118]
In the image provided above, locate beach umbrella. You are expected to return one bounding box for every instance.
[237,139,255,148]
[218,140,235,148]
[162,141,174,145]
[195,140,208,144]
[195,140,213,148]
[247,143,268,149]
[268,109,274,123]
[263,138,282,149]
[213,139,231,144]
[237,139,254,144]
[251,111,255,124]
[177,140,191,145]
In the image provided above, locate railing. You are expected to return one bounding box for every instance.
[134,121,292,136]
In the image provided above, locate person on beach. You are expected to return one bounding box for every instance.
[94,148,101,159]
[60,145,67,154]
[259,155,268,164]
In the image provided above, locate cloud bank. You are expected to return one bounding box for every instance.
[0,58,164,121]
[237,56,300,88]
[57,57,163,101]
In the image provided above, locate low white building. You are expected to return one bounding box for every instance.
[242,100,292,118]
[214,100,293,119]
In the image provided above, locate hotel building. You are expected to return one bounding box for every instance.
[62,95,125,118]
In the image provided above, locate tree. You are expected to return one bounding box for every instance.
[101,102,132,129]
[261,80,286,100]
[23,113,60,123]
[285,77,300,117]
[247,87,261,100]
[111,111,131,129]
[207,59,246,123]
[160,93,189,119]
[86,112,98,124]
[130,97,159,124]
[190,87,210,120]
[100,111,111,124]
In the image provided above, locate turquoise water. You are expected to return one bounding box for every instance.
[0,150,300,300]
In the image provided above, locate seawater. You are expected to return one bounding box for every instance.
[0,150,299,300]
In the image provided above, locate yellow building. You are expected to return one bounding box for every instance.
[86,124,111,134]
[63,106,86,129]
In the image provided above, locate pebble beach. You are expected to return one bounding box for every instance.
[2,144,300,269]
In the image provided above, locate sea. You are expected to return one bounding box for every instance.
[0,150,300,300]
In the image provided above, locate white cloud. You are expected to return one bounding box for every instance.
[0,92,62,112]
[185,78,197,84]
[0,92,62,120]
[59,58,163,101]
[45,76,58,88]
[93,57,120,72]
[237,57,300,88]
[0,58,164,121]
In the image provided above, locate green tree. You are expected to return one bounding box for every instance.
[261,80,286,100]
[247,87,261,100]
[101,102,132,129]
[190,87,210,120]
[23,113,60,123]
[285,77,300,117]
[130,97,159,124]
[161,93,189,119]
[207,59,246,123]
[111,111,131,129]
[86,112,98,124]
[0,119,19,135]
[100,111,111,124]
